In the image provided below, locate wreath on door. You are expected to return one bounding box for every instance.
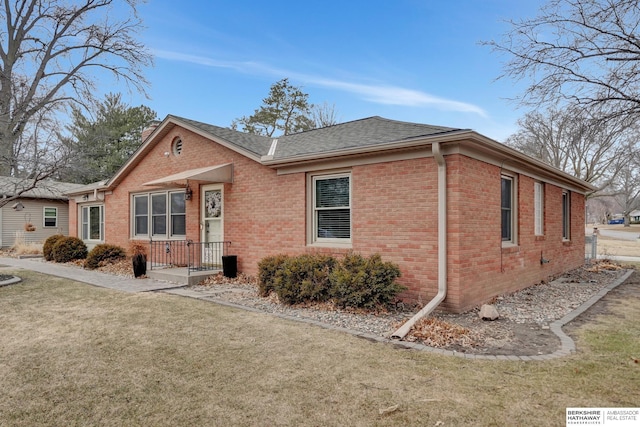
[205,191,222,218]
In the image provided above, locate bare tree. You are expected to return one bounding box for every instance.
[0,0,152,203]
[311,102,340,129]
[505,106,636,193]
[486,0,640,120]
[586,196,616,225]
[611,146,640,226]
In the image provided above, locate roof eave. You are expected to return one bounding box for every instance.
[260,129,472,166]
[262,129,595,194]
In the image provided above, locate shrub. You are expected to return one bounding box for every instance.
[329,253,404,309]
[273,253,336,305]
[257,254,289,297]
[85,244,126,270]
[129,240,148,257]
[11,232,43,255]
[52,236,88,263]
[43,234,65,261]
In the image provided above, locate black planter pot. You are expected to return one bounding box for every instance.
[132,254,147,278]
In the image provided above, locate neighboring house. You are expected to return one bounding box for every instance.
[66,115,593,313]
[0,177,84,247]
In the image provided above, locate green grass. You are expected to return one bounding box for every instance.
[0,270,638,426]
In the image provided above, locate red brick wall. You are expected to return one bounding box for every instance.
[350,158,439,303]
[95,127,586,313]
[443,154,585,312]
[103,127,307,273]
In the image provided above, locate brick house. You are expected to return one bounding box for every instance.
[66,115,593,313]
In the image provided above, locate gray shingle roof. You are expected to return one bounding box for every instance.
[0,176,84,200]
[171,116,273,158]
[171,115,463,161]
[274,116,463,159]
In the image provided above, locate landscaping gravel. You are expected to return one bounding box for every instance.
[187,264,629,341]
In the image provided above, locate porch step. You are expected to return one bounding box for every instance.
[147,267,220,286]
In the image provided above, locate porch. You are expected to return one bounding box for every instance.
[146,240,234,286]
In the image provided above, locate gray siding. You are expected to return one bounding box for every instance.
[1,198,70,247]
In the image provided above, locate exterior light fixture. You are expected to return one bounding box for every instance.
[184,182,193,200]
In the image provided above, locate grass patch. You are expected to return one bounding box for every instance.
[0,270,638,426]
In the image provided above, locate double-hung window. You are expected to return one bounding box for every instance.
[81,205,104,241]
[133,191,186,238]
[501,174,517,245]
[562,190,571,240]
[43,207,57,228]
[312,173,351,243]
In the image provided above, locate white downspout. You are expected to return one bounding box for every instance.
[392,141,447,339]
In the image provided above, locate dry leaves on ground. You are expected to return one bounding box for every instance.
[403,317,481,348]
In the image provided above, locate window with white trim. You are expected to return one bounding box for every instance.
[534,182,544,236]
[133,191,186,238]
[562,190,571,240]
[312,173,351,243]
[43,207,57,227]
[81,205,104,241]
[501,174,517,245]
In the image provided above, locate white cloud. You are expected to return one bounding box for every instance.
[153,49,488,117]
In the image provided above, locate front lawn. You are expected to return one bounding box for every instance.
[0,270,638,426]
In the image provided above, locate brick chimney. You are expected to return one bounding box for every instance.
[141,120,161,142]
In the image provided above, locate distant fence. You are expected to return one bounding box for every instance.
[585,233,598,262]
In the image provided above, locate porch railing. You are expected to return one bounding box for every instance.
[149,240,231,274]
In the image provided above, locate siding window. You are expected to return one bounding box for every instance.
[534,182,544,236]
[82,205,104,241]
[562,190,571,240]
[501,174,517,245]
[312,173,351,243]
[133,191,186,239]
[43,207,57,227]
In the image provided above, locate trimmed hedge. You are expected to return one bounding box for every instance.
[43,234,65,261]
[85,244,126,270]
[257,254,289,297]
[329,253,403,309]
[273,254,336,305]
[257,252,404,309]
[52,237,88,263]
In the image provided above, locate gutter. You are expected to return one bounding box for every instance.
[392,141,448,339]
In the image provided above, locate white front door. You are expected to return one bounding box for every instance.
[201,185,223,266]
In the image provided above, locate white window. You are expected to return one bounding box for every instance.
[133,191,186,239]
[43,207,57,228]
[82,205,104,241]
[312,173,351,243]
[501,174,517,246]
[562,190,571,240]
[534,182,544,236]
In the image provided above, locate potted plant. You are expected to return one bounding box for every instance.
[129,241,147,278]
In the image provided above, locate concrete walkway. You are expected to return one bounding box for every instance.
[0,256,634,361]
[0,256,186,293]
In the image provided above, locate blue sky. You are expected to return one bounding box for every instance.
[119,0,545,142]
